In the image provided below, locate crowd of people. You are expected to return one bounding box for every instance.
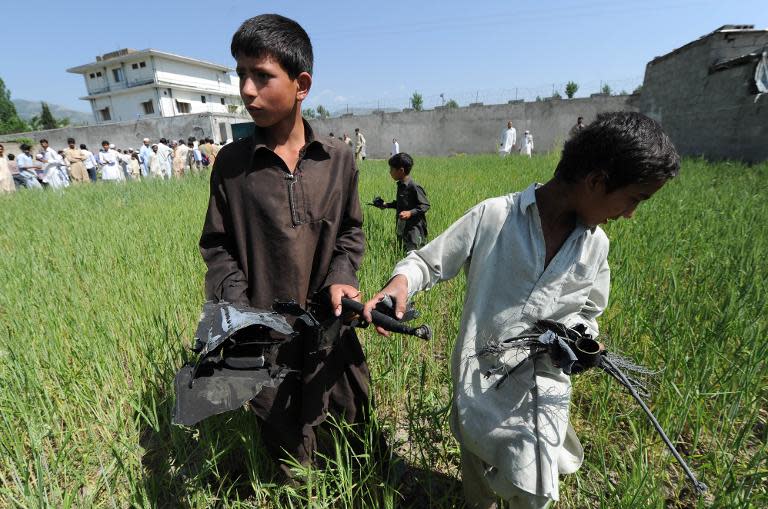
[0,136,228,193]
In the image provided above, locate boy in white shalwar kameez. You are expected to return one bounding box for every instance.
[364,112,681,509]
[520,130,534,157]
[98,141,124,182]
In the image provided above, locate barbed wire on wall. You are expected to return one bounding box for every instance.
[303,76,644,116]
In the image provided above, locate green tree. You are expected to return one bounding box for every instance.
[601,83,612,95]
[633,84,643,95]
[302,107,317,119]
[445,99,459,109]
[0,76,29,134]
[565,81,579,99]
[316,105,330,119]
[551,91,562,99]
[410,91,423,111]
[39,102,57,130]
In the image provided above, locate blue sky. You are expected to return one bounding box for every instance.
[1,0,765,113]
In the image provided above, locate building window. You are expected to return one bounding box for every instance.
[140,61,146,68]
[99,107,111,121]
[131,63,138,69]
[176,100,191,114]
[220,97,225,105]
[95,71,102,77]
[141,100,155,115]
[89,73,96,78]
[201,95,207,103]
[112,68,124,82]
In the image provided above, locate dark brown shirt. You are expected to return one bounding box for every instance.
[199,121,370,441]
[200,120,364,309]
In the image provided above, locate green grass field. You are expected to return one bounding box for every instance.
[0,154,766,508]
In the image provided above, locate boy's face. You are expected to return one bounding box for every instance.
[236,53,311,128]
[576,174,666,228]
[102,144,109,151]
[389,166,406,182]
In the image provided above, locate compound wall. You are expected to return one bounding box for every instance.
[639,30,768,162]
[310,95,638,159]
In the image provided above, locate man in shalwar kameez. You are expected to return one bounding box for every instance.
[63,138,90,183]
[0,144,15,193]
[156,138,174,179]
[499,121,517,157]
[139,138,153,177]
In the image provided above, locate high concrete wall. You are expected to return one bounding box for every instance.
[309,95,638,159]
[0,112,249,151]
[639,30,768,162]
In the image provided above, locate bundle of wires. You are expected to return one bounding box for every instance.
[476,319,707,495]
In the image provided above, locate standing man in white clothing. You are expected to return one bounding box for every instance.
[354,128,366,162]
[139,138,153,177]
[391,138,400,157]
[156,138,174,179]
[99,141,123,181]
[498,121,516,157]
[80,144,99,182]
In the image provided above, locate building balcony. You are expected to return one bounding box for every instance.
[86,78,156,96]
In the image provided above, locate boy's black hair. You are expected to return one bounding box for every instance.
[40,139,48,144]
[80,144,87,149]
[67,137,75,144]
[20,144,31,151]
[555,111,680,192]
[231,14,313,78]
[101,140,110,146]
[388,152,414,175]
[7,154,14,160]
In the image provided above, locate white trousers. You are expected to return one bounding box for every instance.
[461,446,552,509]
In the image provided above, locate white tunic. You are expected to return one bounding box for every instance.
[0,156,14,193]
[392,183,610,500]
[99,149,123,181]
[521,133,534,156]
[157,143,173,178]
[499,127,517,154]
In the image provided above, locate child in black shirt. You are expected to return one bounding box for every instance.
[374,152,430,252]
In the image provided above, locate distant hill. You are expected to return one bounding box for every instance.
[12,99,93,126]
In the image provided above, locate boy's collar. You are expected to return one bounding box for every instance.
[250,118,331,156]
[518,183,540,212]
[521,182,596,233]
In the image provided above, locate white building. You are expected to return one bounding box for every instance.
[67,48,242,124]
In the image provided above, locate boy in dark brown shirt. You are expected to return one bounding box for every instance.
[199,14,370,477]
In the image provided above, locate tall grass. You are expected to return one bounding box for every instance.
[0,155,765,508]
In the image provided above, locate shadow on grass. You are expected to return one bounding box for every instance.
[396,464,465,508]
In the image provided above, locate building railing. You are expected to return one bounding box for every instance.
[87,78,156,96]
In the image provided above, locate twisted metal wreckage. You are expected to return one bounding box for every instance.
[172,301,706,494]
[172,297,430,427]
